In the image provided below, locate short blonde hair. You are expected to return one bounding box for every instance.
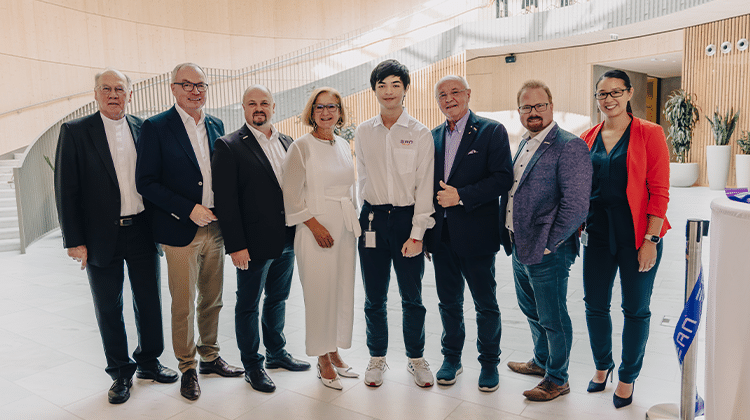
[517,80,553,106]
[301,87,346,128]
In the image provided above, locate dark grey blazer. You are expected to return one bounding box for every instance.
[500,123,592,265]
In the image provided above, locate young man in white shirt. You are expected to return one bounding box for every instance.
[355,59,436,388]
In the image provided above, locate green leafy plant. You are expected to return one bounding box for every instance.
[334,122,356,144]
[663,89,700,163]
[706,107,740,146]
[738,130,750,155]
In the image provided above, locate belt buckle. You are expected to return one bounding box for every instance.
[119,217,134,227]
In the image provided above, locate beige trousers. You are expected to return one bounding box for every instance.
[162,222,225,372]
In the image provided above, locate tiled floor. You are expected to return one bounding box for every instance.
[0,187,723,419]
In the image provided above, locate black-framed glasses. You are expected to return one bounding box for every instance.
[97,85,126,95]
[314,103,340,112]
[518,103,549,114]
[594,88,629,100]
[436,88,468,102]
[172,82,209,93]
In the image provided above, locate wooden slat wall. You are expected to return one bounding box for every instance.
[683,14,750,187]
[276,53,466,140]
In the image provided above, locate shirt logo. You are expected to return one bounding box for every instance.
[400,139,413,146]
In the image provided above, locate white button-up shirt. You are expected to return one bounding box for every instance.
[175,104,213,208]
[355,108,435,240]
[506,121,557,231]
[101,113,144,216]
[247,123,286,186]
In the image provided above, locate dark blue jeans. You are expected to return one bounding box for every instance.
[86,218,163,380]
[359,202,426,359]
[512,236,576,385]
[433,222,501,367]
[582,240,663,384]
[235,233,295,371]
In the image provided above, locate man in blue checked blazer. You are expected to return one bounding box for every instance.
[502,80,592,402]
[424,75,513,392]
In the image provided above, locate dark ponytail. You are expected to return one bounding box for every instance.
[596,69,633,114]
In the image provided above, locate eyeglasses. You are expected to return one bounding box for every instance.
[594,88,629,100]
[314,103,340,112]
[172,82,209,93]
[436,88,468,102]
[518,103,549,114]
[97,85,126,95]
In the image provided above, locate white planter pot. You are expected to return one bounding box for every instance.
[670,162,699,187]
[736,154,750,188]
[706,145,731,190]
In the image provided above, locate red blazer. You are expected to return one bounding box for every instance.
[581,116,670,249]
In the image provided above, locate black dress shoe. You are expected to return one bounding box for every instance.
[245,368,276,393]
[199,356,245,377]
[108,377,132,404]
[136,362,179,383]
[180,369,201,400]
[265,353,311,372]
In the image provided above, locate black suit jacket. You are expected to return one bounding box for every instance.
[54,111,154,266]
[212,124,294,259]
[135,106,225,247]
[424,111,513,257]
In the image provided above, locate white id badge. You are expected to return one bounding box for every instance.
[580,230,589,247]
[365,231,376,248]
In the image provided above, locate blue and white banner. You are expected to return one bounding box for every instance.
[673,267,705,416]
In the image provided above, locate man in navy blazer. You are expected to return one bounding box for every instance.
[55,69,177,404]
[502,80,592,401]
[212,85,310,394]
[136,63,243,401]
[425,75,513,392]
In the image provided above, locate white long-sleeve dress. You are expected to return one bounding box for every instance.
[282,133,360,357]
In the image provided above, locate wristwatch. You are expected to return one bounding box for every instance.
[644,234,661,244]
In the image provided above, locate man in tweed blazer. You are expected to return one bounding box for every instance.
[501,80,592,402]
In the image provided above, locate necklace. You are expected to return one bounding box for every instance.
[312,131,335,146]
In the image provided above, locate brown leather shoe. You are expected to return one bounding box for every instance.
[180,369,201,400]
[523,378,570,401]
[199,356,244,377]
[507,359,546,377]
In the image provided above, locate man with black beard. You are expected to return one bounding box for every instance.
[212,85,310,393]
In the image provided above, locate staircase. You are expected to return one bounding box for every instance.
[0,154,21,252]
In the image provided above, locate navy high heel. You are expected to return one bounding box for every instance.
[587,367,614,393]
[613,382,634,409]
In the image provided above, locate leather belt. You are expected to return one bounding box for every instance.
[117,213,143,227]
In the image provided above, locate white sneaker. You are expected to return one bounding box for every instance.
[364,357,388,387]
[407,357,434,387]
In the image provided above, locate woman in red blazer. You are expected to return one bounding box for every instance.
[580,70,670,409]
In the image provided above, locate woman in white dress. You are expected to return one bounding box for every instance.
[282,87,361,390]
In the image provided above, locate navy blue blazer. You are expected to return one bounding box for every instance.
[136,106,225,247]
[212,124,294,259]
[424,111,513,257]
[500,124,592,265]
[55,111,153,266]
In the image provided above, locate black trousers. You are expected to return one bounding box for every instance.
[86,217,163,380]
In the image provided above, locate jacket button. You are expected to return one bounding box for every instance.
[281,211,285,215]
[198,181,203,186]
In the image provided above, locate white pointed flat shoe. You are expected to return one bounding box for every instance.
[334,363,360,378]
[317,364,343,390]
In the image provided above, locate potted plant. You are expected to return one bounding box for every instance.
[736,130,750,188]
[663,89,700,187]
[705,107,740,190]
